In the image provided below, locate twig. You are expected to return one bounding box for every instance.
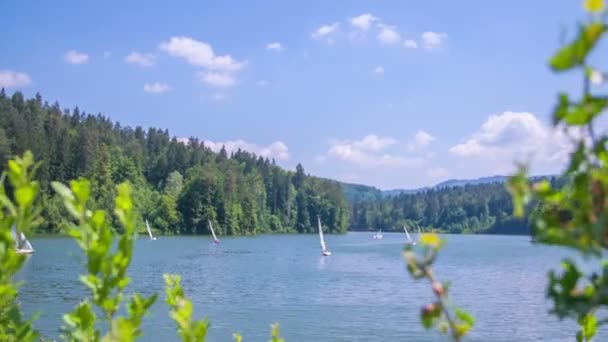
[424,268,461,342]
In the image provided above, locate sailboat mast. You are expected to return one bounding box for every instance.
[404,225,412,242]
[146,219,154,239]
[318,216,326,251]
[12,226,22,249]
[209,219,218,240]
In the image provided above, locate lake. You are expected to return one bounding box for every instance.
[17,233,598,341]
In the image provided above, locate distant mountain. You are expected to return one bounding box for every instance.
[376,175,509,198]
[342,174,555,202]
[433,175,509,189]
[381,188,427,196]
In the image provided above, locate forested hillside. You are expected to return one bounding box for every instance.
[0,90,349,235]
[348,181,545,234]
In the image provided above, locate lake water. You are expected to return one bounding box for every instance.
[17,233,602,341]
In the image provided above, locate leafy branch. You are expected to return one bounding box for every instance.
[403,233,474,341]
[54,179,157,341]
[0,151,40,342]
[508,1,608,341]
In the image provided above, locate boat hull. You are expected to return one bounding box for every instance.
[16,249,34,254]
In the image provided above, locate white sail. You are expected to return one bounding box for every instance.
[318,216,326,252]
[416,224,422,242]
[208,219,219,242]
[404,225,413,243]
[373,228,383,239]
[20,232,34,252]
[11,227,34,253]
[145,219,156,240]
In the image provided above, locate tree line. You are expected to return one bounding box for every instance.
[0,90,349,235]
[346,181,548,234]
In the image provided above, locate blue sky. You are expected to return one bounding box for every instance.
[0,1,595,189]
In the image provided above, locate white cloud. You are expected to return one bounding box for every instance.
[159,36,245,71]
[125,52,155,67]
[449,112,576,172]
[204,139,290,161]
[350,13,377,31]
[143,82,170,93]
[428,167,449,180]
[0,70,32,88]
[266,42,285,52]
[322,134,422,167]
[177,137,190,144]
[404,39,418,48]
[406,130,436,151]
[377,24,401,45]
[64,50,89,64]
[373,66,384,75]
[354,134,396,151]
[256,80,270,86]
[312,22,340,43]
[421,32,448,50]
[199,72,236,88]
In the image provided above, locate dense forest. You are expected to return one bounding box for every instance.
[347,181,540,234]
[0,90,349,235]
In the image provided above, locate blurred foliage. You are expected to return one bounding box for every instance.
[508,0,608,340]
[404,233,474,341]
[0,151,40,341]
[55,179,157,341]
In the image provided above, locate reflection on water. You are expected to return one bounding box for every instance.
[318,256,326,269]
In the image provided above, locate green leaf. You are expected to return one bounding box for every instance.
[454,323,472,337]
[421,311,434,329]
[15,186,35,208]
[568,143,587,173]
[553,93,608,125]
[70,179,90,204]
[51,181,74,201]
[578,313,598,341]
[455,308,475,326]
[549,23,606,71]
[270,323,284,342]
[7,160,22,178]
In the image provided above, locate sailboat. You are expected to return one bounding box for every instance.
[208,219,220,244]
[11,226,34,254]
[318,216,331,256]
[373,229,383,239]
[404,225,415,245]
[145,219,157,240]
